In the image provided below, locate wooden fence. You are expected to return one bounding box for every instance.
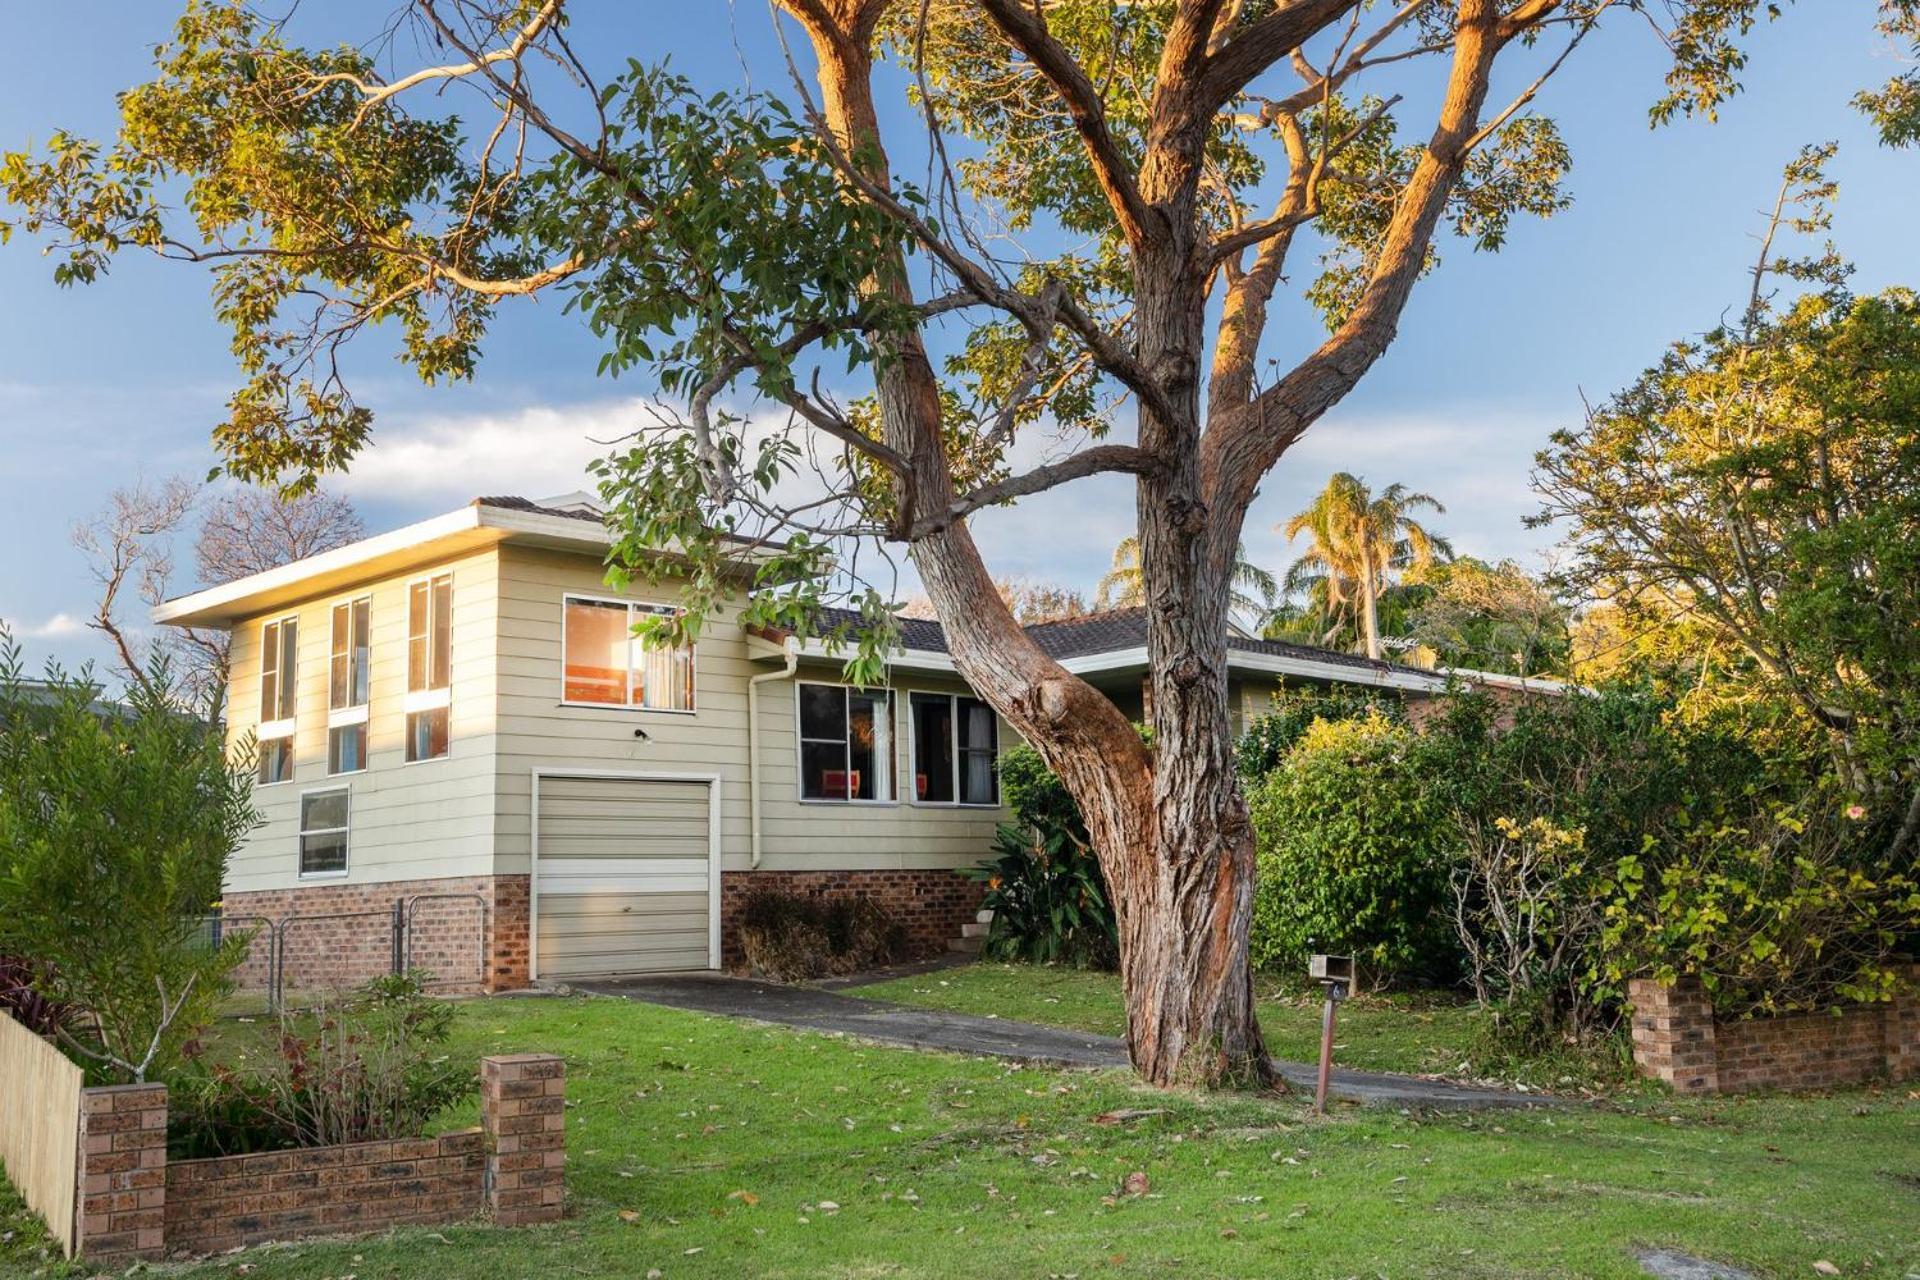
[0,1011,83,1257]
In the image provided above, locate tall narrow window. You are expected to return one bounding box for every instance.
[327,596,371,775]
[298,788,350,877]
[405,574,452,762]
[911,692,1000,806]
[561,596,694,712]
[798,682,893,802]
[257,616,298,784]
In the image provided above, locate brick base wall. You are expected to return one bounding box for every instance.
[165,1132,487,1255]
[719,868,986,968]
[221,875,529,994]
[1630,970,1920,1094]
[65,1053,563,1262]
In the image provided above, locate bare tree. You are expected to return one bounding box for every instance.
[71,481,363,711]
[196,486,364,585]
[71,478,200,693]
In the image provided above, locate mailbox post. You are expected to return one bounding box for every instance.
[1308,954,1354,1115]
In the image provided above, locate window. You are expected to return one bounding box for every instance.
[911,692,1000,806]
[298,788,350,877]
[562,596,694,712]
[798,682,894,802]
[327,596,371,775]
[257,616,298,784]
[405,574,452,761]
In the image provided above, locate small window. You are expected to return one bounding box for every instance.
[299,788,350,877]
[562,596,694,712]
[405,574,453,761]
[258,737,294,786]
[257,616,298,784]
[911,692,1000,806]
[327,596,371,776]
[798,682,893,802]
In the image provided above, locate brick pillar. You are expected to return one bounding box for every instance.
[1886,961,1918,1083]
[75,1083,168,1261]
[1629,976,1720,1094]
[481,1053,565,1225]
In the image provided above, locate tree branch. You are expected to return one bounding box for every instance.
[974,0,1156,245]
[908,445,1162,540]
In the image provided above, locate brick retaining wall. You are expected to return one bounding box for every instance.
[164,1132,487,1255]
[68,1052,564,1262]
[1629,969,1919,1094]
[719,868,986,967]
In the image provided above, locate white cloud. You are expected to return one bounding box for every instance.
[337,398,654,504]
[23,612,88,640]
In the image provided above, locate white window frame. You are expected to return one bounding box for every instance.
[256,614,300,786]
[297,784,351,880]
[794,680,897,806]
[404,572,454,763]
[908,690,1003,808]
[558,592,696,715]
[326,594,372,776]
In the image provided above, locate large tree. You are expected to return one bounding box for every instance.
[0,0,1879,1086]
[1280,473,1450,659]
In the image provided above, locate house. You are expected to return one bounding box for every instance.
[154,494,1562,990]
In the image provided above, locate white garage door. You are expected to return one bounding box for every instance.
[533,774,717,979]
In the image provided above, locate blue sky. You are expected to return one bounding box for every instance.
[2,2,1914,676]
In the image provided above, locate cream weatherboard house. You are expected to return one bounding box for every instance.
[155,494,1549,991]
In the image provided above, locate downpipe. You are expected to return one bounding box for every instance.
[747,637,799,868]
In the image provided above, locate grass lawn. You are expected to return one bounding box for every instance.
[853,962,1621,1091]
[4,993,1917,1279]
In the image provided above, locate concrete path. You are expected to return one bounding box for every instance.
[575,972,1561,1110]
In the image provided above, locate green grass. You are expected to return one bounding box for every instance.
[852,962,1622,1091]
[5,993,1917,1279]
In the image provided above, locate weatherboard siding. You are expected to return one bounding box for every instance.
[223,549,501,894]
[490,545,1010,876]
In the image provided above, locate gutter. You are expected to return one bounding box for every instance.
[747,636,799,868]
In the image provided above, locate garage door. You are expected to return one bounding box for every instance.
[533,775,716,979]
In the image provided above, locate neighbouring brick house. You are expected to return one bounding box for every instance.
[155,493,1562,988]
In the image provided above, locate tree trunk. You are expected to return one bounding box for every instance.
[1360,564,1382,660]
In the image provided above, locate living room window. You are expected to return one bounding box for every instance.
[797,681,894,803]
[298,787,350,877]
[561,595,694,712]
[910,692,1000,806]
[257,615,298,784]
[327,595,371,775]
[405,573,452,761]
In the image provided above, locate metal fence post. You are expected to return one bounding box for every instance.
[391,898,408,977]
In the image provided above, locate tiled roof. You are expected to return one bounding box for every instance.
[815,604,1433,679]
[475,495,607,524]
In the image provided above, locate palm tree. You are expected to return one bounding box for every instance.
[1095,535,1278,630]
[1279,473,1452,660]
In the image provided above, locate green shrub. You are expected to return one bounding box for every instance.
[737,890,907,982]
[1236,685,1406,778]
[968,822,1117,968]
[168,971,472,1158]
[0,635,255,1082]
[1247,712,1454,985]
[971,740,1123,969]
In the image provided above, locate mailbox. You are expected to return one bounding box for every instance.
[1308,953,1354,988]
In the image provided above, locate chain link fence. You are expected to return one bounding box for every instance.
[194,893,488,1013]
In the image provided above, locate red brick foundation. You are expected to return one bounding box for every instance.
[221,875,529,994]
[66,1054,564,1261]
[719,868,985,968]
[1629,969,1920,1094]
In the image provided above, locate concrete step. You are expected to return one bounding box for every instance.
[975,908,995,925]
[947,935,983,954]
[960,921,990,939]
